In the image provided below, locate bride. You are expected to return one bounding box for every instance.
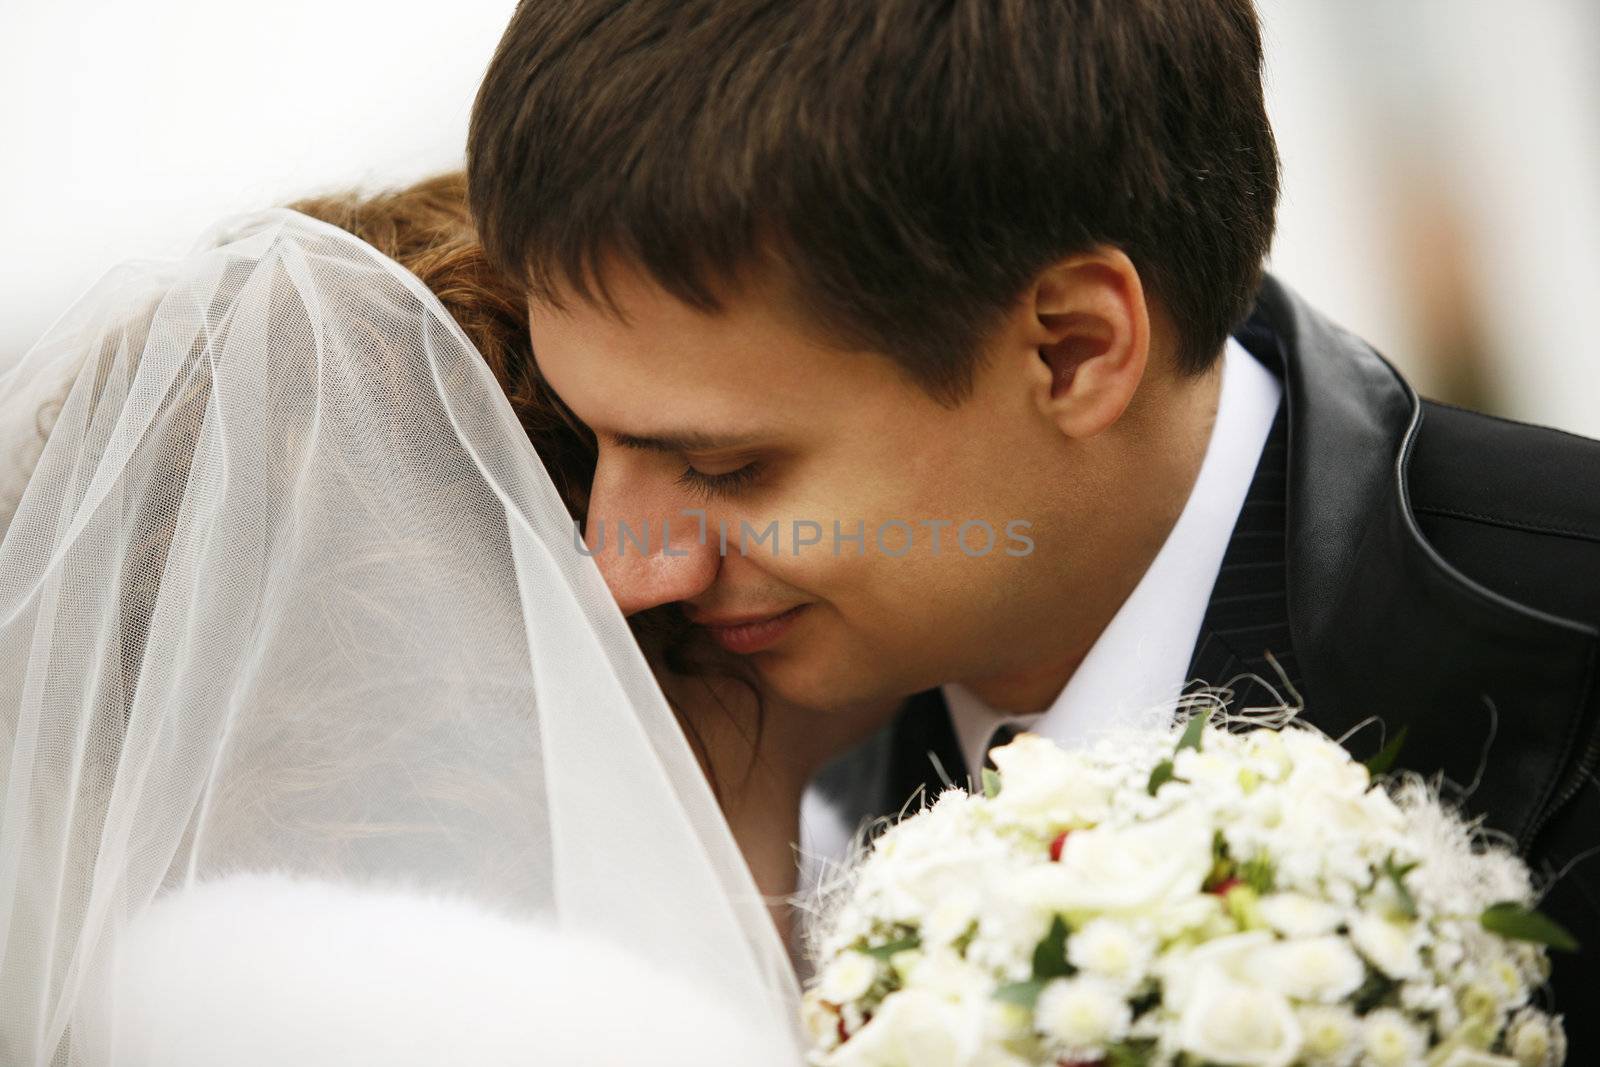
[0,174,876,1064]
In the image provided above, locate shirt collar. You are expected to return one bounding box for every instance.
[945,335,1283,776]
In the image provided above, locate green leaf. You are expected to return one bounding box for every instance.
[994,979,1045,1009]
[1032,914,1072,980]
[1383,855,1420,920]
[1205,829,1232,889]
[1363,726,1410,777]
[1480,902,1579,953]
[1147,759,1181,796]
[1105,1041,1157,1067]
[857,935,921,961]
[981,767,1003,799]
[1240,855,1276,895]
[1351,970,1398,1014]
[1176,707,1212,754]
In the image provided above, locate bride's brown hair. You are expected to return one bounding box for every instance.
[289,172,762,788]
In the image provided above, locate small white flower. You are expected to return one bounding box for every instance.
[1360,1008,1427,1067]
[1349,914,1424,980]
[1295,1004,1360,1067]
[818,951,880,1004]
[1065,918,1155,991]
[1034,975,1132,1056]
[1398,977,1455,1021]
[887,948,922,984]
[1481,950,1532,1010]
[1281,729,1373,798]
[1507,1008,1566,1067]
[1174,747,1243,793]
[923,889,980,947]
[903,949,993,1004]
[1455,977,1511,1033]
[1258,892,1345,938]
[1175,972,1302,1067]
[964,890,1053,980]
[1434,936,1467,972]
[802,992,841,1050]
[1243,729,1295,780]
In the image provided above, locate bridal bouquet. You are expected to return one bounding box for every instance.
[803,712,1572,1067]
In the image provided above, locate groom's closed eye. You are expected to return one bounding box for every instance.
[675,461,765,501]
[606,429,774,501]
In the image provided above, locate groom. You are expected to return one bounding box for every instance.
[467,0,1600,1038]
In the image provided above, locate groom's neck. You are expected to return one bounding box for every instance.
[958,643,1093,715]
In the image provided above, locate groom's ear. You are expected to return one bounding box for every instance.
[1020,248,1151,440]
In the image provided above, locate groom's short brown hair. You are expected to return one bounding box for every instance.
[467,0,1279,402]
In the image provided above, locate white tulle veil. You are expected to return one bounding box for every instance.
[0,209,802,1064]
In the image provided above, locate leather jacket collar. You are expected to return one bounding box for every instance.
[1241,275,1598,845]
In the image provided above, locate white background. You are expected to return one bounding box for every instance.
[4,0,1598,436]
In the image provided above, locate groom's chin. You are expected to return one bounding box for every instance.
[749,641,927,719]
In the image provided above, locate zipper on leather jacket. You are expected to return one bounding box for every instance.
[1525,664,1600,852]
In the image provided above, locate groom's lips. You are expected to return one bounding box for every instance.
[691,604,809,655]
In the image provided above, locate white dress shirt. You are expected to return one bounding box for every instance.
[799,336,1282,880]
[946,335,1283,774]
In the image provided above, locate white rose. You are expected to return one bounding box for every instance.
[987,733,1112,827]
[1257,893,1345,938]
[1159,931,1274,1011]
[1175,972,1302,1067]
[820,988,982,1067]
[819,951,880,1004]
[1150,890,1228,941]
[1016,806,1213,916]
[1245,936,1366,1004]
[1360,1008,1427,1067]
[1065,918,1155,992]
[1296,1004,1360,1067]
[1035,975,1132,1055]
[1349,914,1424,980]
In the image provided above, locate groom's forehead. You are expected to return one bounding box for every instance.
[528,308,813,443]
[527,266,873,416]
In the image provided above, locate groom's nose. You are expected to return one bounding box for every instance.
[584,466,721,617]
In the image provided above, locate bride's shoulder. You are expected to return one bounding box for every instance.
[107,871,783,1066]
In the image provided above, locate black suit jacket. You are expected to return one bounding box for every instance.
[865,275,1600,1044]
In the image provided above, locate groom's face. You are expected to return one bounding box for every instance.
[530,262,1076,712]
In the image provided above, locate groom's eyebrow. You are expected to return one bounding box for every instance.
[608,429,765,454]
